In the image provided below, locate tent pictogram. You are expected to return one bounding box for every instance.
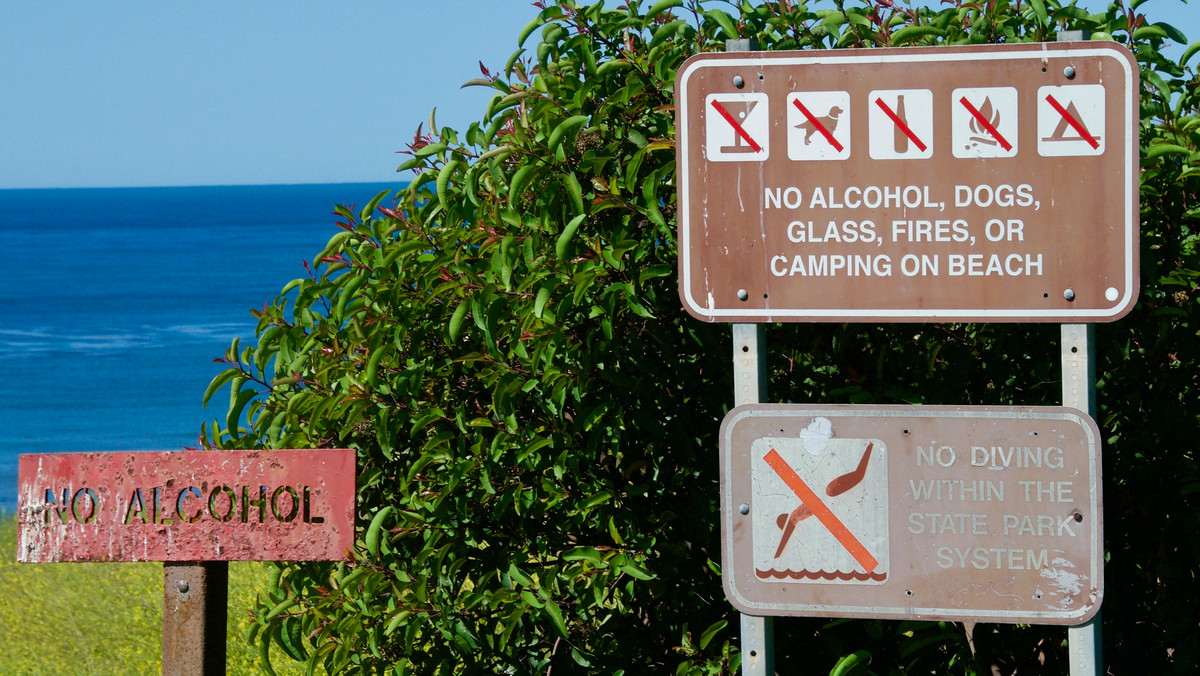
[1037,84,1105,157]
[751,425,888,584]
[705,92,769,162]
[868,89,933,160]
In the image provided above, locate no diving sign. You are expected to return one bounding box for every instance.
[676,43,1139,322]
[720,405,1103,624]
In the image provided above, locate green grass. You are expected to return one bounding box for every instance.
[0,514,305,675]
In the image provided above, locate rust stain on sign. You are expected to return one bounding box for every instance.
[720,405,1102,625]
[675,43,1139,322]
[16,449,355,563]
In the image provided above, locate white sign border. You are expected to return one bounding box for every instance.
[676,45,1138,322]
[719,404,1103,622]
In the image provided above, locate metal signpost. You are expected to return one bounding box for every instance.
[17,448,356,675]
[677,38,1139,676]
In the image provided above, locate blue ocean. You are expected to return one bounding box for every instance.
[0,183,398,511]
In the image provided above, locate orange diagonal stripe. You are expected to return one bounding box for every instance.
[763,448,879,572]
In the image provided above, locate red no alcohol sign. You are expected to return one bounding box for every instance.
[675,43,1139,322]
[16,449,355,562]
[720,405,1102,624]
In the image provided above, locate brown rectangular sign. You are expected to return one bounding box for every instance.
[720,405,1101,624]
[17,449,355,563]
[676,43,1138,322]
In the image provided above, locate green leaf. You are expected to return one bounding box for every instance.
[365,346,386,388]
[360,188,393,223]
[534,287,551,318]
[1133,25,1170,41]
[704,8,739,39]
[646,0,683,20]
[543,598,569,638]
[478,145,515,162]
[699,619,727,650]
[415,142,448,158]
[556,214,587,260]
[565,173,586,216]
[1181,40,1200,66]
[1153,21,1188,44]
[365,506,395,556]
[890,25,943,45]
[449,298,470,340]
[264,598,297,620]
[547,115,589,155]
[436,159,461,211]
[509,164,536,205]
[596,59,632,76]
[227,385,258,436]
[203,368,239,409]
[562,546,604,562]
[618,562,654,580]
[1145,143,1191,159]
[1028,0,1049,28]
[831,650,872,676]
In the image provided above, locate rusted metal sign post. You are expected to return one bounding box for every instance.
[17,448,356,675]
[676,38,1139,676]
[720,405,1102,623]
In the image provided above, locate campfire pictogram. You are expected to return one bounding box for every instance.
[967,96,1002,148]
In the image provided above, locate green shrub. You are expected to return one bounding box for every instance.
[206,0,1200,673]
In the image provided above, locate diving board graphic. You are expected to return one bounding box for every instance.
[751,426,889,584]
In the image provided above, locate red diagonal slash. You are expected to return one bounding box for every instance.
[1045,94,1100,149]
[763,448,879,572]
[874,98,928,152]
[791,98,844,152]
[709,99,763,153]
[959,97,1013,151]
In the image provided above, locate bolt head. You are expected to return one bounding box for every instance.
[739,503,750,515]
[177,580,190,594]
[737,289,749,301]
[1063,65,1076,79]
[1064,288,1076,301]
[733,75,744,88]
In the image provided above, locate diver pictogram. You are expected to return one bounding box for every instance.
[751,420,889,584]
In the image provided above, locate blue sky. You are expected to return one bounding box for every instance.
[1,1,1196,189]
[0,1,534,188]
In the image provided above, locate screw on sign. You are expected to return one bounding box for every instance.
[675,43,1139,322]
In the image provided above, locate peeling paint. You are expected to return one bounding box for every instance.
[16,449,355,563]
